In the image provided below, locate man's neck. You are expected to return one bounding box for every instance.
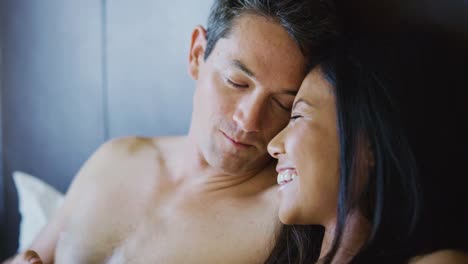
[169,135,277,196]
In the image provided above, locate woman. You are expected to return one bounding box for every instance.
[264,36,468,263]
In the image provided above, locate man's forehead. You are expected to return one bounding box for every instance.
[222,15,301,56]
[208,14,306,91]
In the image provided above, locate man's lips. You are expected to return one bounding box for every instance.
[220,131,252,148]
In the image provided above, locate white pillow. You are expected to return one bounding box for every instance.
[13,171,65,252]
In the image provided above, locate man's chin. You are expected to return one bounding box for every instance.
[217,154,273,174]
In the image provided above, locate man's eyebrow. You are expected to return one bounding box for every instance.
[230,60,298,95]
[283,90,298,96]
[230,60,255,78]
[292,98,312,110]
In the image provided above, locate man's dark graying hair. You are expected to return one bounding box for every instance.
[204,0,338,68]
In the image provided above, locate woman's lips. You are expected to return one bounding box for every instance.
[276,169,298,185]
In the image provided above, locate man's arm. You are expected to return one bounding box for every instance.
[410,250,468,264]
[3,139,124,264]
[2,250,42,264]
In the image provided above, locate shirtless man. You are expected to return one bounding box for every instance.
[5,1,335,263]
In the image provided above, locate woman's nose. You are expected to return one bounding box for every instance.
[267,129,286,159]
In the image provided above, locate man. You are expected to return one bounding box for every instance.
[6,1,335,263]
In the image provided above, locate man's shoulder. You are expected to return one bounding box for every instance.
[99,136,158,157]
[86,136,186,180]
[99,135,184,156]
[70,136,162,188]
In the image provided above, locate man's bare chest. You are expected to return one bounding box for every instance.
[105,208,277,264]
[56,201,276,264]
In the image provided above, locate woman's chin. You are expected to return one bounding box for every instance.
[279,207,318,225]
[277,182,303,224]
[278,207,300,225]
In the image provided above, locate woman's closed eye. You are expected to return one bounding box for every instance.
[290,114,303,121]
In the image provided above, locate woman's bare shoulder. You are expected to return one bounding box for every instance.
[410,250,468,264]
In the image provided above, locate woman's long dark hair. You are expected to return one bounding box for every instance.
[265,33,468,264]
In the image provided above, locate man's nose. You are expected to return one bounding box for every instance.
[233,95,264,133]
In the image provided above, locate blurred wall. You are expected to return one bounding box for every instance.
[1,3,5,259]
[0,0,213,258]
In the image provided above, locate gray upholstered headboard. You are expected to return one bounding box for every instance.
[0,0,213,259]
[1,7,5,258]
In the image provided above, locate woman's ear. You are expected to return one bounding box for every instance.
[188,25,207,80]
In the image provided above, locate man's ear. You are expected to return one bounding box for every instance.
[188,25,207,80]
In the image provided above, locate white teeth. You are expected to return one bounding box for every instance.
[277,170,298,185]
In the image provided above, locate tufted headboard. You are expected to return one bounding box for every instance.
[0,0,213,259]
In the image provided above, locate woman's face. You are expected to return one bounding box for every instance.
[268,68,340,225]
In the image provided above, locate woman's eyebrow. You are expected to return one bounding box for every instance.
[292,98,312,110]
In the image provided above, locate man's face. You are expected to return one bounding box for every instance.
[189,14,306,175]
